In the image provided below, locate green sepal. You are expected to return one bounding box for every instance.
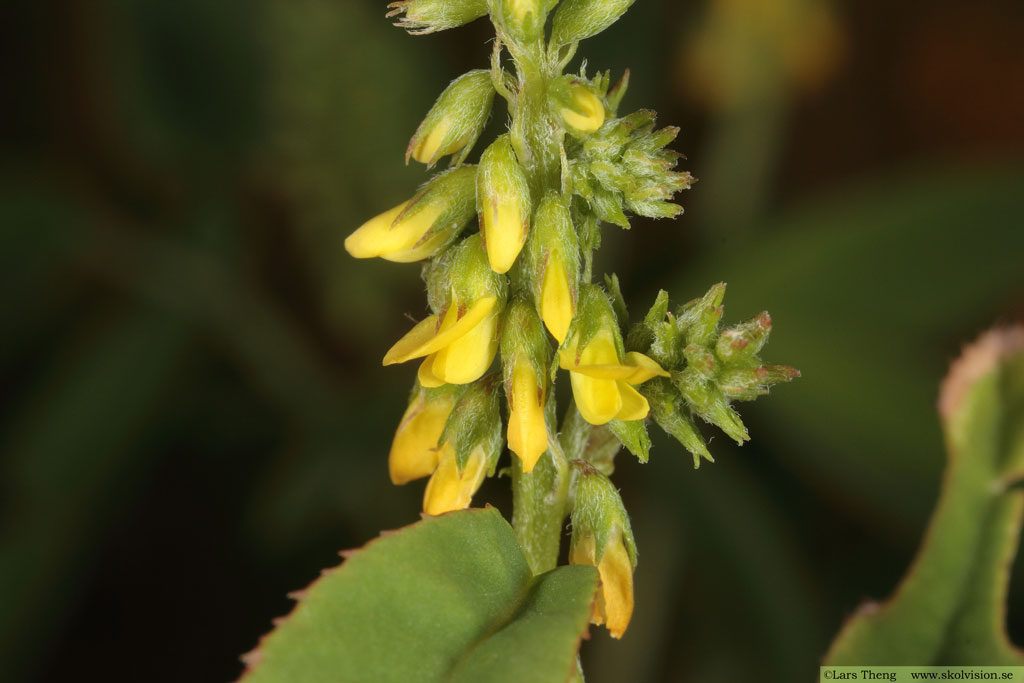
[570,464,637,566]
[407,70,495,168]
[718,364,801,402]
[487,0,550,44]
[500,297,552,402]
[644,378,713,468]
[676,282,726,347]
[566,285,625,361]
[605,69,630,116]
[590,184,630,228]
[529,193,581,322]
[550,0,638,47]
[608,418,651,463]
[439,374,505,473]
[424,232,508,313]
[715,310,772,363]
[672,368,749,445]
[387,0,489,35]
[603,272,629,331]
[398,166,478,256]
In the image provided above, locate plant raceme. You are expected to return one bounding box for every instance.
[346,0,797,642]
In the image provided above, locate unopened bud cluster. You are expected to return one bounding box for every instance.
[346,0,796,641]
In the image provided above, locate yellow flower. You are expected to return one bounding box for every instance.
[559,84,605,134]
[406,70,494,167]
[530,194,579,344]
[422,441,487,515]
[383,295,499,386]
[481,196,528,275]
[409,116,453,165]
[559,328,668,425]
[388,388,457,485]
[478,135,531,274]
[344,200,447,263]
[345,167,477,263]
[540,250,574,344]
[507,356,548,472]
[570,531,634,639]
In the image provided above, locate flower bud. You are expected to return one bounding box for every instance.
[529,193,580,344]
[423,441,489,515]
[549,76,606,136]
[550,0,637,47]
[387,0,488,35]
[718,364,800,402]
[644,377,713,468]
[423,376,503,515]
[478,134,532,274]
[500,299,551,472]
[559,286,668,425]
[673,367,749,445]
[389,383,465,484]
[383,234,506,386]
[676,282,726,347]
[345,167,477,262]
[569,464,637,639]
[715,310,772,364]
[407,70,495,167]
[488,0,555,44]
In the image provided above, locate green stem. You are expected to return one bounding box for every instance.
[511,445,570,574]
[505,30,574,574]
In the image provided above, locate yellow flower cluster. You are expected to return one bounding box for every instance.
[343,0,694,642]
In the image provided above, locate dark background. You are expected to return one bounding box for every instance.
[2,1,1023,681]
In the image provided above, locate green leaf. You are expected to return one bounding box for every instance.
[242,507,599,683]
[824,327,1024,665]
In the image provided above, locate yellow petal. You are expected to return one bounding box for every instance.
[614,381,650,421]
[388,392,455,485]
[429,306,499,384]
[483,200,527,274]
[507,359,548,472]
[563,328,625,425]
[508,0,535,23]
[412,116,453,165]
[570,372,622,425]
[422,442,488,515]
[569,533,635,639]
[383,297,497,365]
[566,364,637,380]
[345,201,445,261]
[561,89,605,133]
[417,356,445,388]
[596,535,634,639]
[379,204,450,263]
[344,202,408,259]
[622,352,670,384]
[540,252,574,344]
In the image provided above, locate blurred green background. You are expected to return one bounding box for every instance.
[2,1,1023,681]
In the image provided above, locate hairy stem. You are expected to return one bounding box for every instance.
[505,27,575,574]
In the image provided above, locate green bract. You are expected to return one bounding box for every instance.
[550,0,638,46]
[407,70,495,167]
[387,0,489,35]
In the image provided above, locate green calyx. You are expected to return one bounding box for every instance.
[628,283,800,467]
[440,374,505,473]
[388,0,489,35]
[570,463,637,566]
